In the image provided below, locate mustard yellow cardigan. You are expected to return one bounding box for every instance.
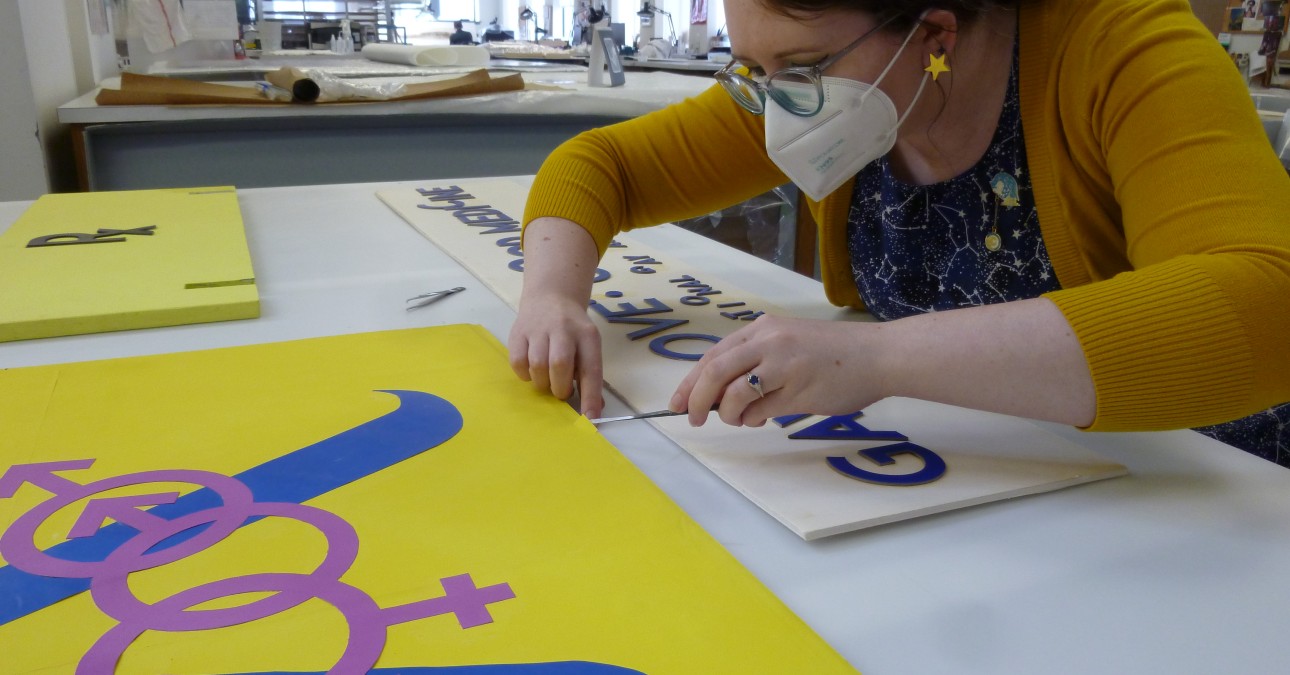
[524,0,1290,432]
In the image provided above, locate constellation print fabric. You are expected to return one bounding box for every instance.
[843,39,1290,467]
[1197,404,1290,467]
[846,39,1058,322]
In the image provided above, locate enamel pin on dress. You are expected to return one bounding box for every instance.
[986,171,1020,251]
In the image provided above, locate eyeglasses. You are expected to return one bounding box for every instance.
[715,18,894,117]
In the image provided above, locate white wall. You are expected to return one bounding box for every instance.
[61,0,118,93]
[18,0,84,194]
[479,0,505,28]
[0,1,47,201]
[0,0,118,199]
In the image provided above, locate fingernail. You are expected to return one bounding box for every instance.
[668,392,683,412]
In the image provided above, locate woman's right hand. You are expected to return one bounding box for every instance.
[507,217,606,418]
[509,292,604,418]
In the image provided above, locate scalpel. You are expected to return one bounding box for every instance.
[589,409,688,425]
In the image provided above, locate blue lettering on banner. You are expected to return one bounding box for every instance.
[826,442,947,486]
[670,274,752,312]
[648,333,721,361]
[589,298,688,340]
[417,186,474,201]
[777,413,946,486]
[623,256,661,275]
[414,186,520,234]
[496,236,523,257]
[784,413,908,442]
[721,310,765,321]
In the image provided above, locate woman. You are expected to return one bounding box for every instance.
[509,0,1290,463]
[1261,1,1284,88]
[449,20,474,45]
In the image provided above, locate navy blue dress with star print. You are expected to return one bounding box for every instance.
[846,44,1057,321]
[842,40,1290,466]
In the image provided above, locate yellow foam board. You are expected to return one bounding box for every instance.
[0,186,258,342]
[0,325,856,674]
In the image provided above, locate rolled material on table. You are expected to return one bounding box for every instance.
[361,43,491,67]
[264,67,321,102]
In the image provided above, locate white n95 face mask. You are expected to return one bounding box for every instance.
[764,22,928,202]
[764,78,902,201]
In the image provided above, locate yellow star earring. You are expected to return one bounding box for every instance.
[925,51,950,81]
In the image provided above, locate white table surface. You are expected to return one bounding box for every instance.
[2,180,1288,674]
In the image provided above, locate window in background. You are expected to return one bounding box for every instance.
[391,1,480,43]
[440,0,479,21]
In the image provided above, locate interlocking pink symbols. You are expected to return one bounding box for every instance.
[0,458,515,674]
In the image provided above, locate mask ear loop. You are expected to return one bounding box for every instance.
[863,16,932,131]
[895,72,931,128]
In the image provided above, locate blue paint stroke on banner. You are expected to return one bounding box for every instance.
[234,664,645,674]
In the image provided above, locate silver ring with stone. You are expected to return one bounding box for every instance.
[745,372,764,398]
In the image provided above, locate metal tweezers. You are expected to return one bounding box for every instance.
[406,286,466,311]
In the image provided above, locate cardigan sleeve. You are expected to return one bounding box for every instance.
[1039,0,1290,430]
[522,84,790,255]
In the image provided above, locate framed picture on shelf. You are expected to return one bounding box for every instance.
[1231,6,1248,30]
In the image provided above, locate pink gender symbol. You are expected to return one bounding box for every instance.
[90,500,360,630]
[0,469,255,579]
[67,492,180,539]
[79,571,388,675]
[383,573,517,629]
[80,571,515,674]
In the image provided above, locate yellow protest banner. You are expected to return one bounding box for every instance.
[0,325,854,674]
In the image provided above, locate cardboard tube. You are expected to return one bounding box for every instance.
[264,67,321,102]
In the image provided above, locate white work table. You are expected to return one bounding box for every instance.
[2,180,1288,674]
[58,71,715,191]
[59,70,714,124]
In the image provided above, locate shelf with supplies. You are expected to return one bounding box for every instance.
[257,0,404,47]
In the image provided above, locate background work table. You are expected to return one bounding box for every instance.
[59,71,715,191]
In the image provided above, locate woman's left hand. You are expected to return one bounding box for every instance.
[669,298,1097,429]
[668,314,890,427]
